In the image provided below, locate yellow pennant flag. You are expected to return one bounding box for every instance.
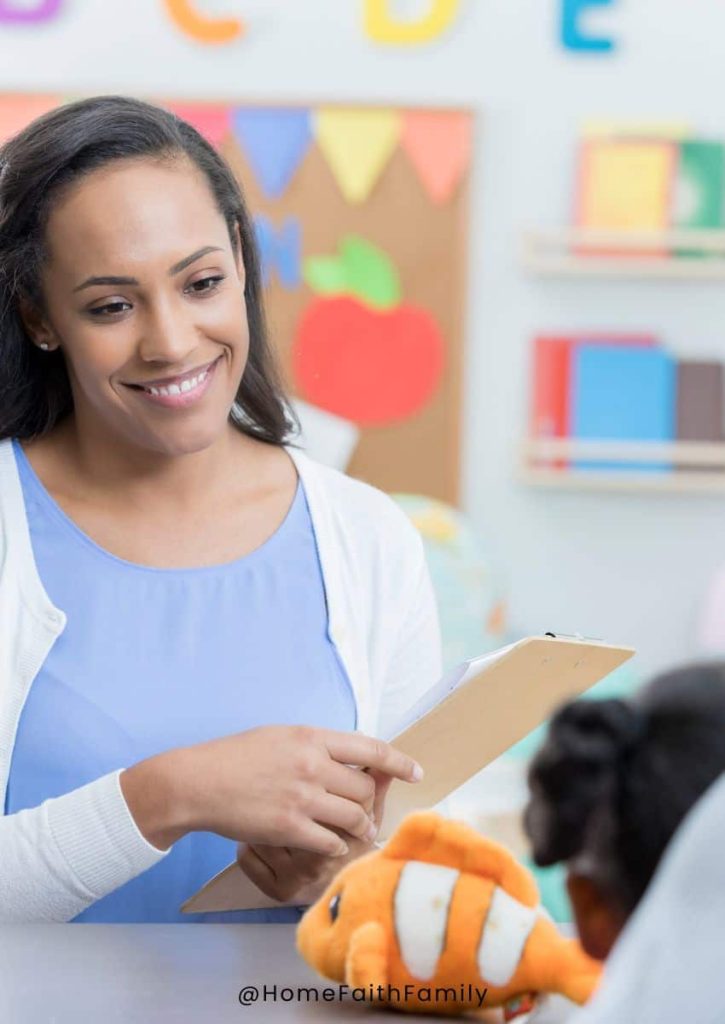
[315,109,400,204]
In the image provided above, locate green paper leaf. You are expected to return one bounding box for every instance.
[304,256,348,295]
[340,236,401,310]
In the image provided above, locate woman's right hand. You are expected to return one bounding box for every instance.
[120,726,423,855]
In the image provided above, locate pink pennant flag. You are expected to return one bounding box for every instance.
[0,95,60,144]
[401,110,472,204]
[164,102,231,149]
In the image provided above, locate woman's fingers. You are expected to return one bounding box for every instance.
[237,844,280,896]
[323,761,377,810]
[322,731,423,783]
[312,792,378,843]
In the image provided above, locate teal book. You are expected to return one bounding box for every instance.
[572,345,676,472]
[674,141,725,257]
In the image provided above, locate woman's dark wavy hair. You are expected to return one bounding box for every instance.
[0,93,296,444]
[524,662,725,915]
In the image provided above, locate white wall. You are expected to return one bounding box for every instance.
[2,0,724,679]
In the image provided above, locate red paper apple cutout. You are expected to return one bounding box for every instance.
[292,237,445,427]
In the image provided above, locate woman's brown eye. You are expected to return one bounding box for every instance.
[329,892,341,922]
[190,275,225,293]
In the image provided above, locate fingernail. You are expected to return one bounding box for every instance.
[365,822,377,842]
[337,841,349,857]
[411,762,424,782]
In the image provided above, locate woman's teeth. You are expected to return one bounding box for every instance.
[144,368,209,396]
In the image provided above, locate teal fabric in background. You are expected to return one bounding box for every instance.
[6,440,357,923]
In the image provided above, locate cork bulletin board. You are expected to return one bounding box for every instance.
[0,95,473,504]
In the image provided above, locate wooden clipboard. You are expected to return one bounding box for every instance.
[181,634,635,913]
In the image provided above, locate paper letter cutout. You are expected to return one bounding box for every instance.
[315,109,400,204]
[0,0,62,22]
[365,0,460,45]
[0,95,60,143]
[231,108,312,199]
[163,0,245,45]
[164,102,231,149]
[561,0,617,53]
[255,216,302,290]
[401,110,471,204]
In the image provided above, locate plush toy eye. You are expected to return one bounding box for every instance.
[329,893,341,922]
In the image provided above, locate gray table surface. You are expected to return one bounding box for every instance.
[0,924,577,1023]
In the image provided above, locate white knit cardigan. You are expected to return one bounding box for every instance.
[0,438,441,922]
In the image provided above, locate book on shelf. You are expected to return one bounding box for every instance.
[530,334,656,468]
[676,361,724,444]
[571,345,676,472]
[575,138,677,258]
[672,141,725,257]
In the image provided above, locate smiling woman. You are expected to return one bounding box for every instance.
[0,96,441,924]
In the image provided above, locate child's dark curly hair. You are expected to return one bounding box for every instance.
[524,663,725,914]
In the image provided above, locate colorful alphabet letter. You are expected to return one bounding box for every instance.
[561,0,617,53]
[0,0,62,23]
[255,216,302,290]
[364,0,460,46]
[163,0,244,45]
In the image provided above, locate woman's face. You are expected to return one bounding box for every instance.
[25,155,249,457]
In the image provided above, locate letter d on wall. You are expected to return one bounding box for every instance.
[164,0,245,45]
[561,0,617,53]
[365,0,460,46]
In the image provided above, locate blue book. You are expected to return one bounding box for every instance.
[572,345,676,472]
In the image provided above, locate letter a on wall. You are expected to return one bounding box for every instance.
[561,0,618,53]
[0,0,62,23]
[365,0,460,46]
[164,0,244,45]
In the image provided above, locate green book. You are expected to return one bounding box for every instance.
[674,141,725,257]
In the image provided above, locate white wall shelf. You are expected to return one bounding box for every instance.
[523,228,725,279]
[520,439,725,495]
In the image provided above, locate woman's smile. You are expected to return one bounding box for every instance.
[122,353,223,410]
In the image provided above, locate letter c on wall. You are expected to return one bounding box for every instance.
[164,0,245,45]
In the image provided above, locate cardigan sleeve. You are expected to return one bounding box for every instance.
[375,530,443,741]
[0,769,168,922]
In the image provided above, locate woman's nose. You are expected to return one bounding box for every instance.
[136,298,199,365]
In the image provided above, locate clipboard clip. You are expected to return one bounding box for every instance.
[544,631,605,643]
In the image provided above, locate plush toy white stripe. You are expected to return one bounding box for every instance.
[476,887,538,986]
[394,861,459,980]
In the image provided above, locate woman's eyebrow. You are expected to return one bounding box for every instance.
[72,245,225,293]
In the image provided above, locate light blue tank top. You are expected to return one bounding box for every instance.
[6,439,357,923]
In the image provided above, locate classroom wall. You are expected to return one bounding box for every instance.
[2,0,724,678]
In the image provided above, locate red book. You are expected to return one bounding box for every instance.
[530,334,657,468]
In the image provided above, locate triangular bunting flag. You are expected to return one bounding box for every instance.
[401,110,472,204]
[231,107,312,199]
[315,108,400,204]
[0,95,60,144]
[164,102,231,149]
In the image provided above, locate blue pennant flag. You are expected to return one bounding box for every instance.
[232,108,312,199]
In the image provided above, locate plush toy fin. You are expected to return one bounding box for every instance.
[383,812,539,907]
[345,921,390,994]
[526,916,602,1006]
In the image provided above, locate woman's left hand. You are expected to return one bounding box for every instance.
[237,770,391,903]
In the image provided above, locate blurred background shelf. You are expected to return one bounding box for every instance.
[520,439,725,494]
[523,228,725,279]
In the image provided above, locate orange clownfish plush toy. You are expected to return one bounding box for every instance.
[297,812,601,1019]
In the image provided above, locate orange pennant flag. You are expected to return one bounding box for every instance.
[0,95,61,145]
[401,110,472,204]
